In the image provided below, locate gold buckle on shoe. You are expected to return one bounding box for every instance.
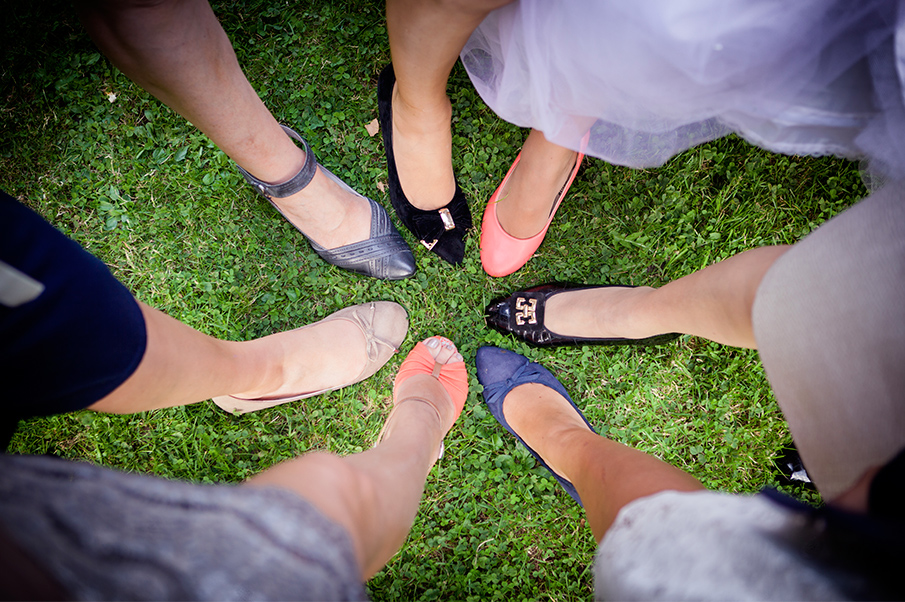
[514,297,538,325]
[420,208,456,250]
[439,207,455,231]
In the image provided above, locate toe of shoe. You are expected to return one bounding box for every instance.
[432,229,466,265]
[480,236,532,277]
[475,346,528,388]
[484,299,511,331]
[382,247,417,279]
[370,302,410,350]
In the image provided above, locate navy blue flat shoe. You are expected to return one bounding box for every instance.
[476,346,596,506]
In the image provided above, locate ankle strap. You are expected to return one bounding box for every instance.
[235,125,317,199]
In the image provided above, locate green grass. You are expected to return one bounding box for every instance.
[1,0,862,599]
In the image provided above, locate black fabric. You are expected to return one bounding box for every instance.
[762,476,905,600]
[377,64,472,265]
[869,446,905,521]
[0,522,69,600]
[0,192,146,444]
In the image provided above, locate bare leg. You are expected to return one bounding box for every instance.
[386,0,512,210]
[494,129,580,238]
[88,302,378,413]
[76,0,370,250]
[245,339,464,579]
[544,246,791,348]
[502,382,704,541]
[830,466,881,513]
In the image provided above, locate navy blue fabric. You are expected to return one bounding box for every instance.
[0,192,146,443]
[761,485,904,598]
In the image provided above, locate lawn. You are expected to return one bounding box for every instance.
[0,0,865,599]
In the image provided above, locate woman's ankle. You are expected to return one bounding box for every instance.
[392,85,453,134]
[544,286,659,339]
[394,375,457,433]
[378,395,448,460]
[502,383,593,477]
[390,89,456,211]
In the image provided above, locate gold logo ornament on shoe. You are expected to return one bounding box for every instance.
[515,297,538,325]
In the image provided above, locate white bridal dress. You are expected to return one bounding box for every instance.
[462,0,905,182]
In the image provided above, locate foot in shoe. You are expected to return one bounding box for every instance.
[215,302,408,415]
[485,284,679,347]
[495,131,580,239]
[379,337,468,453]
[501,382,594,482]
[390,83,458,211]
[378,66,471,265]
[228,315,372,401]
[544,286,659,340]
[270,165,373,251]
[238,125,415,279]
[476,346,595,505]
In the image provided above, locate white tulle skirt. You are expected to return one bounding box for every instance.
[461,0,905,181]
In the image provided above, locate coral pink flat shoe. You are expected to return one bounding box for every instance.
[480,145,585,277]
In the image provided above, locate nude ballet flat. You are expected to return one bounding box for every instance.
[213,302,408,414]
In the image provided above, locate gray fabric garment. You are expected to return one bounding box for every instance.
[594,491,851,601]
[753,182,905,499]
[0,454,368,601]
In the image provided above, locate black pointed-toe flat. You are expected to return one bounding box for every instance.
[377,64,472,265]
[485,283,680,347]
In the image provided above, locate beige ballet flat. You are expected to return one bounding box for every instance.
[213,301,408,414]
